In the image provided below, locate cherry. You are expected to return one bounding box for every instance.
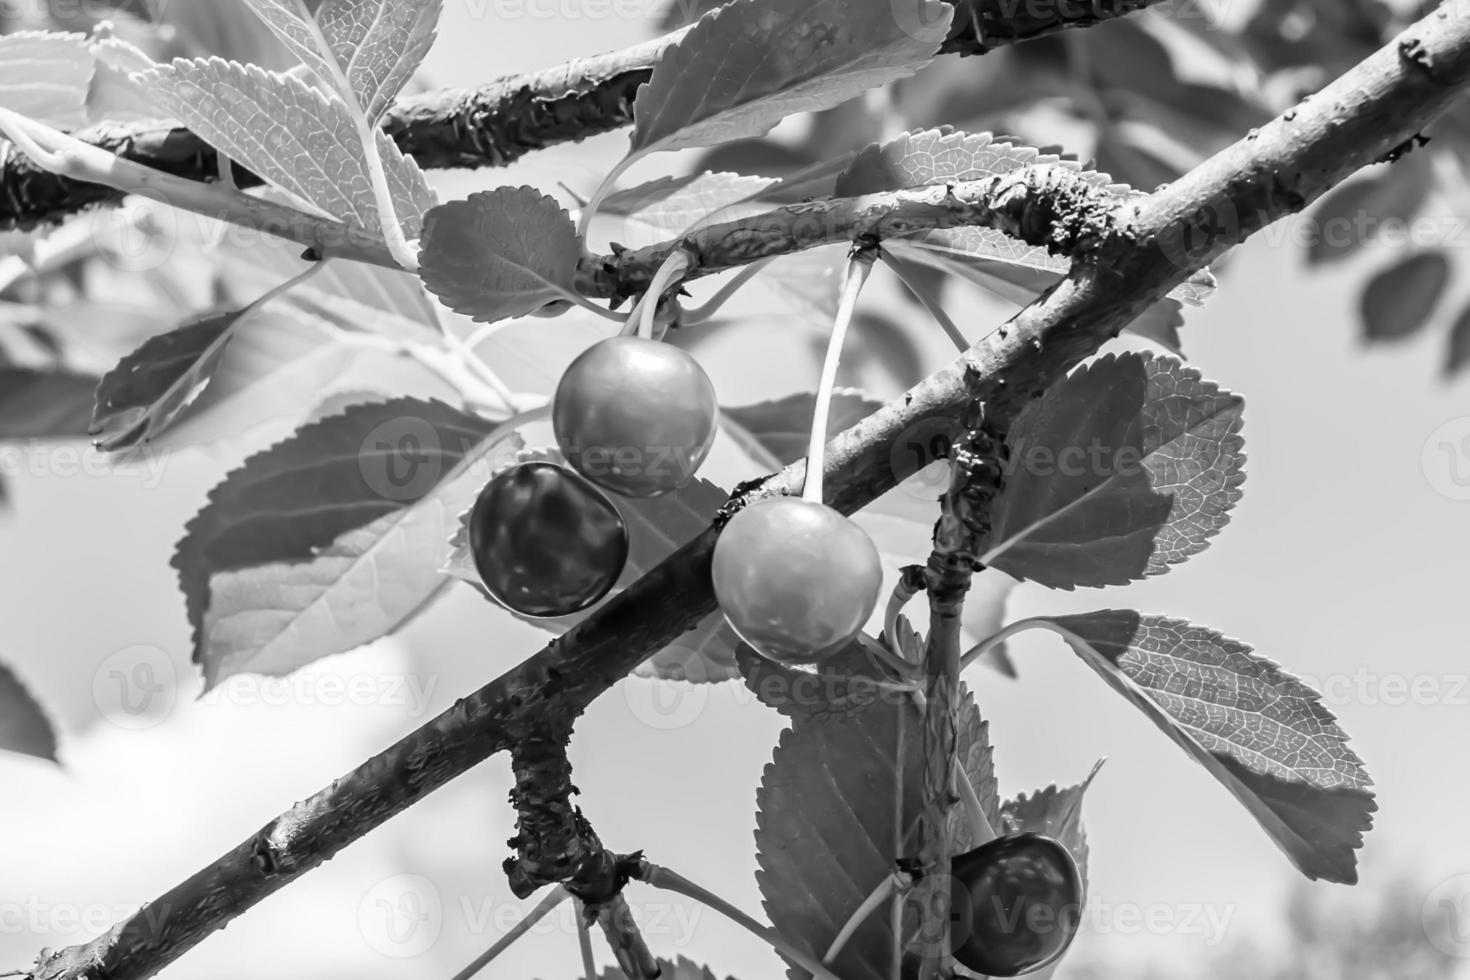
[711,497,882,664]
[949,833,1083,977]
[552,336,718,498]
[468,461,629,618]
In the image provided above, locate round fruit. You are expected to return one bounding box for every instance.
[711,497,882,664]
[552,336,719,498]
[468,461,628,618]
[949,833,1083,977]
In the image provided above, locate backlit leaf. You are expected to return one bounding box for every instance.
[0,31,94,127]
[986,352,1246,589]
[418,187,583,324]
[315,0,444,120]
[1043,610,1374,884]
[630,0,951,156]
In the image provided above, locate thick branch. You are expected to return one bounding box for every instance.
[27,7,1470,980]
[0,0,1167,231]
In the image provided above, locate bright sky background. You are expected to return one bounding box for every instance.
[2,5,1469,980]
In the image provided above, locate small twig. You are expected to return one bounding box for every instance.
[449,887,570,980]
[823,872,907,965]
[575,902,597,980]
[884,250,969,352]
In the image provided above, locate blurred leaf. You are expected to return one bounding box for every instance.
[722,389,880,466]
[658,0,730,30]
[959,569,1019,677]
[599,171,777,246]
[0,367,99,438]
[314,0,444,121]
[630,0,951,156]
[1360,251,1450,343]
[988,352,1246,589]
[1445,301,1470,377]
[89,309,240,452]
[1045,610,1375,884]
[0,661,57,762]
[1307,156,1433,265]
[146,0,300,67]
[0,30,94,127]
[756,686,997,980]
[131,57,436,235]
[174,397,504,680]
[418,187,582,324]
[693,139,821,181]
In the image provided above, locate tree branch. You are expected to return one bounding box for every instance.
[27,7,1470,980]
[0,0,1168,231]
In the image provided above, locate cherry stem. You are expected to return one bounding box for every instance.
[955,760,998,846]
[634,249,693,340]
[804,250,876,505]
[683,258,775,325]
[884,566,928,663]
[883,251,969,352]
[822,872,904,964]
[449,886,569,980]
[578,155,636,241]
[575,901,597,980]
[639,862,848,980]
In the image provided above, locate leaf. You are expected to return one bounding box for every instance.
[1307,156,1433,265]
[840,129,1214,306]
[0,661,58,762]
[1445,300,1470,377]
[1360,251,1450,343]
[131,57,436,235]
[0,30,94,127]
[315,0,444,121]
[159,310,362,450]
[442,446,741,681]
[986,352,1246,589]
[593,957,731,980]
[722,390,881,466]
[757,686,997,980]
[736,631,912,721]
[89,310,242,452]
[173,397,504,677]
[418,188,583,324]
[599,171,777,245]
[630,0,952,156]
[241,0,342,84]
[0,368,99,439]
[996,763,1103,873]
[1044,610,1375,884]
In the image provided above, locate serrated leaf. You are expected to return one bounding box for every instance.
[174,397,505,679]
[1360,251,1449,343]
[736,631,911,720]
[0,368,99,439]
[418,188,582,325]
[996,762,1102,873]
[986,352,1246,589]
[0,661,58,762]
[593,957,731,980]
[315,0,443,121]
[1044,610,1375,884]
[630,0,951,157]
[89,310,241,452]
[443,447,741,681]
[131,57,436,235]
[242,0,342,84]
[756,686,997,980]
[842,129,1214,306]
[0,31,94,128]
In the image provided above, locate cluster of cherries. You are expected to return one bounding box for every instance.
[467,328,884,665]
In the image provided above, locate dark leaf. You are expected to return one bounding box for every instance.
[0,368,99,439]
[1360,251,1450,343]
[0,661,57,762]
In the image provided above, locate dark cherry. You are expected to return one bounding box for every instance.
[468,461,628,618]
[950,833,1083,977]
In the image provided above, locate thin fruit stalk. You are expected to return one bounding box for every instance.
[910,391,1009,978]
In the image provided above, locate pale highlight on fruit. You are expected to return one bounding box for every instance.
[552,336,719,498]
[712,497,883,664]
